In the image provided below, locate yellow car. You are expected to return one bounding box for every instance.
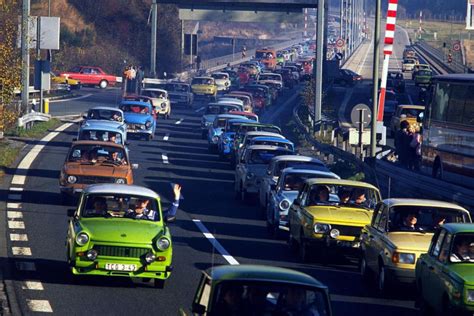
[51,72,81,90]
[389,105,424,136]
[191,76,217,100]
[288,179,381,263]
[359,198,471,294]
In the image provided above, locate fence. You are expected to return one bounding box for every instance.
[416,41,469,73]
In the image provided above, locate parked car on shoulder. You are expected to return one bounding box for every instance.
[289,179,381,263]
[66,184,173,288]
[416,223,474,316]
[119,101,157,141]
[179,264,332,316]
[360,199,471,294]
[59,66,119,89]
[141,88,171,119]
[267,168,339,238]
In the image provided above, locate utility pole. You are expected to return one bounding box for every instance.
[339,1,343,39]
[314,0,325,129]
[370,0,381,157]
[36,17,43,112]
[21,0,30,112]
[150,0,157,77]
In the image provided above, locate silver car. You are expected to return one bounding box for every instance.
[207,114,246,150]
[235,145,293,201]
[266,168,339,237]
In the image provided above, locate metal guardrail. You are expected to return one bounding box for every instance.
[416,41,469,73]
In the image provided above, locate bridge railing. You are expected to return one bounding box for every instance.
[416,41,469,73]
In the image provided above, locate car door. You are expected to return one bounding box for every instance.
[367,203,389,271]
[430,231,453,311]
[362,203,382,271]
[420,229,446,308]
[289,184,308,241]
[78,67,94,84]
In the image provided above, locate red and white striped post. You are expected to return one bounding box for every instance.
[378,0,398,122]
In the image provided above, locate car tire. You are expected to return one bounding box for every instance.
[154,279,165,289]
[299,236,311,263]
[359,254,370,281]
[99,80,108,89]
[288,230,298,252]
[146,134,152,141]
[432,159,443,179]
[377,264,391,295]
[201,130,207,139]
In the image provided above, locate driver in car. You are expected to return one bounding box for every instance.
[109,151,126,165]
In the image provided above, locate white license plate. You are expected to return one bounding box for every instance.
[105,263,137,271]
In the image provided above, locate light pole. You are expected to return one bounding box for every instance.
[21,0,30,112]
[314,0,325,129]
[150,0,157,77]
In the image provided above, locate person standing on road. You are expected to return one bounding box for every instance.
[408,124,422,171]
[394,120,409,167]
[196,55,201,71]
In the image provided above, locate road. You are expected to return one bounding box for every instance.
[3,83,419,315]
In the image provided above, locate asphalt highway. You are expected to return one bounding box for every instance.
[3,84,420,315]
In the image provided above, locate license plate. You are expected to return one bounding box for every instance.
[105,263,137,271]
[127,129,137,133]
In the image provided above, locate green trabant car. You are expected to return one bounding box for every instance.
[416,223,474,316]
[179,264,332,316]
[288,179,381,262]
[414,69,433,86]
[66,184,174,288]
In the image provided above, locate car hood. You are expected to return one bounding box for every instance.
[169,91,188,97]
[447,264,474,285]
[64,163,129,178]
[124,112,151,124]
[306,206,372,226]
[386,232,433,252]
[214,79,228,84]
[80,218,162,245]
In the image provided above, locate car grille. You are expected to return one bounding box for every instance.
[78,176,116,184]
[127,123,145,130]
[93,245,149,258]
[330,225,363,237]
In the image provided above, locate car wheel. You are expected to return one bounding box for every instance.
[240,186,248,202]
[154,279,165,289]
[201,130,207,139]
[99,80,108,89]
[432,159,443,179]
[377,264,391,295]
[288,231,297,252]
[442,296,455,316]
[359,254,370,281]
[299,236,311,263]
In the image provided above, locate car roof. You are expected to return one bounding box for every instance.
[442,223,474,234]
[120,100,152,107]
[270,155,324,165]
[81,120,124,130]
[382,199,469,212]
[396,105,425,109]
[229,111,257,118]
[246,145,293,151]
[206,264,327,289]
[84,184,160,199]
[305,178,379,190]
[212,72,228,76]
[252,136,293,144]
[245,131,284,138]
[208,102,239,107]
[71,140,124,148]
[141,88,167,93]
[89,106,122,112]
[193,76,213,80]
[281,167,339,179]
[216,114,246,120]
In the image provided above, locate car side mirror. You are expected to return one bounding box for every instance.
[67,209,76,217]
[132,163,139,170]
[191,303,206,314]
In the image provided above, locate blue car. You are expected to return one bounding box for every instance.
[207,114,246,151]
[217,118,253,159]
[77,120,127,146]
[119,101,156,141]
[248,136,295,152]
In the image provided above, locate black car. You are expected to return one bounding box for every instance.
[387,71,405,92]
[333,69,362,86]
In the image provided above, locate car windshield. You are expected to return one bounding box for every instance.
[253,140,293,150]
[212,74,228,80]
[240,125,280,134]
[388,206,469,233]
[141,90,166,98]
[249,149,289,164]
[215,119,227,128]
[87,109,123,122]
[282,173,335,191]
[78,130,123,144]
[404,59,415,64]
[68,144,128,165]
[210,281,329,316]
[192,78,213,85]
[119,104,150,114]
[306,184,379,209]
[81,193,160,221]
[449,234,474,263]
[170,84,189,92]
[259,74,280,81]
[275,161,326,177]
[400,108,423,117]
[206,105,239,115]
[417,70,432,76]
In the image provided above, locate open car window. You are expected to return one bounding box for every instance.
[82,194,160,221]
[449,234,474,263]
[249,149,289,164]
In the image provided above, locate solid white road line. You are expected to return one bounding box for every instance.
[7,211,23,219]
[7,203,21,209]
[10,233,28,241]
[9,187,24,192]
[22,281,44,290]
[8,194,21,200]
[331,294,416,309]
[26,300,53,313]
[163,134,170,141]
[357,38,373,75]
[192,219,239,265]
[16,261,36,271]
[162,154,169,164]
[49,93,92,103]
[175,118,183,125]
[195,106,205,113]
[8,221,25,229]
[12,247,32,256]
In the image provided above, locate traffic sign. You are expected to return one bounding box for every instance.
[336,38,345,48]
[453,43,461,51]
[350,104,372,129]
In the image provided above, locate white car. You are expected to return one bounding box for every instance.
[257,73,283,92]
[141,88,171,119]
[211,72,231,91]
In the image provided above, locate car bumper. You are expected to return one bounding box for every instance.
[156,108,169,114]
[60,186,84,195]
[127,129,153,135]
[385,266,415,284]
[306,236,361,253]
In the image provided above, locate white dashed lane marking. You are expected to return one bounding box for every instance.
[16,261,36,271]
[192,219,239,265]
[162,154,169,164]
[8,221,25,229]
[6,202,21,209]
[9,187,24,192]
[10,233,28,241]
[175,118,183,125]
[195,106,205,113]
[163,134,170,141]
[12,247,32,256]
[7,211,23,219]
[26,300,53,313]
[22,281,44,291]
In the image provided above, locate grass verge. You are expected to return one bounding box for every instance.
[5,118,62,138]
[0,141,22,178]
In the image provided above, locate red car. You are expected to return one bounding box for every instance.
[59,66,119,89]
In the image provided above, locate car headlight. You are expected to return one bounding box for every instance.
[246,172,255,180]
[156,237,170,251]
[205,121,212,126]
[212,136,219,143]
[161,102,166,109]
[86,249,98,260]
[223,137,230,144]
[467,290,474,302]
[145,252,156,263]
[75,233,89,246]
[329,229,340,239]
[145,121,151,129]
[391,252,416,264]
[115,178,126,184]
[314,223,331,233]
[67,175,77,184]
[279,199,290,211]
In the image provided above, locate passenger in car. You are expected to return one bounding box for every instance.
[308,186,330,205]
[88,197,108,216]
[399,213,418,231]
